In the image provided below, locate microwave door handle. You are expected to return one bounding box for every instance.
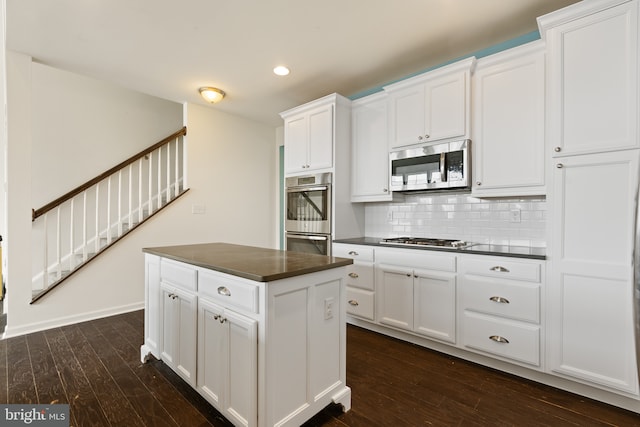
[290,233,327,241]
[286,185,328,193]
[439,152,447,182]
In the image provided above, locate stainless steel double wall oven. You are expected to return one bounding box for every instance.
[285,173,332,256]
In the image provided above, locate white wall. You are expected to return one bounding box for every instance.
[4,52,278,337]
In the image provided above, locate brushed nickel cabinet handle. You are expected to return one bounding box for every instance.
[348,251,359,256]
[554,146,561,152]
[489,296,510,304]
[217,286,231,297]
[348,300,359,306]
[489,335,509,344]
[556,163,563,169]
[490,266,509,273]
[348,272,359,278]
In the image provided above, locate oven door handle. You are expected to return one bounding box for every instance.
[286,186,328,193]
[288,233,328,241]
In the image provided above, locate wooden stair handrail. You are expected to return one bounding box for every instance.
[32,126,187,221]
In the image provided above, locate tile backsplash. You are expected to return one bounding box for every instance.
[364,193,546,247]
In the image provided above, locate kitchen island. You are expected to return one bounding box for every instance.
[140,243,353,427]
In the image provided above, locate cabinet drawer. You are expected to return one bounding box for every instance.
[198,269,259,314]
[461,257,541,282]
[346,287,374,320]
[460,277,540,323]
[333,244,374,262]
[161,259,197,291]
[462,311,540,366]
[345,262,374,291]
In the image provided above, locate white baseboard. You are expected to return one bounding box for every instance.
[2,301,145,339]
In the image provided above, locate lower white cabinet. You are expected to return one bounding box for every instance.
[458,255,543,368]
[198,297,257,427]
[142,253,350,427]
[333,243,376,320]
[376,248,457,344]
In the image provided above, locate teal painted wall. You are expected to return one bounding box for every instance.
[349,31,541,100]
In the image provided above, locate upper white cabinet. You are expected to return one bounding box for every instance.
[350,92,392,202]
[281,93,350,176]
[384,57,475,149]
[472,41,546,197]
[539,0,639,157]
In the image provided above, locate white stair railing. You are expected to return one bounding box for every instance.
[31,127,188,303]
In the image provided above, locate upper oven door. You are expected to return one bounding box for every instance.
[286,183,332,234]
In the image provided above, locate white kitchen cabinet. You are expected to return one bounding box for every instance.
[350,93,393,202]
[547,150,639,395]
[160,281,197,386]
[384,57,475,149]
[539,0,640,398]
[333,243,375,320]
[142,245,351,427]
[539,0,639,157]
[458,255,543,367]
[376,248,457,343]
[198,297,257,427]
[472,41,546,197]
[281,93,350,176]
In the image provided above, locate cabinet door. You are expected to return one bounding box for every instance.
[387,84,426,149]
[161,283,197,386]
[197,298,227,409]
[351,94,391,201]
[544,0,638,156]
[225,309,258,427]
[198,298,258,427]
[307,104,334,171]
[377,264,413,330]
[425,72,467,142]
[548,150,639,395]
[472,43,545,196]
[413,268,456,343]
[284,115,308,174]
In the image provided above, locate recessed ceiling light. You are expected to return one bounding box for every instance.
[273,66,290,76]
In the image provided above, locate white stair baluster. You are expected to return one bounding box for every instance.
[138,158,143,223]
[117,170,122,237]
[69,198,75,270]
[82,191,87,262]
[157,147,162,210]
[107,176,112,244]
[43,212,49,289]
[128,163,133,230]
[56,206,61,280]
[95,183,100,253]
[148,152,153,216]
[167,142,172,200]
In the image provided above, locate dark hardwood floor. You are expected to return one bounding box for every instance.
[0,310,639,426]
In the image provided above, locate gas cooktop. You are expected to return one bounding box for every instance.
[379,237,475,249]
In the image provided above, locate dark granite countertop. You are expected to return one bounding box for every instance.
[143,242,353,282]
[333,237,546,260]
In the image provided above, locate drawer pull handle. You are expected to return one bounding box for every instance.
[348,272,359,278]
[489,296,510,304]
[348,299,359,306]
[490,266,510,273]
[219,317,227,324]
[489,335,509,344]
[348,251,359,256]
[217,286,231,297]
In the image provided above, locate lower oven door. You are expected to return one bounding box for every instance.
[285,232,331,256]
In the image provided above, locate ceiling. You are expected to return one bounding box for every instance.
[7,0,580,127]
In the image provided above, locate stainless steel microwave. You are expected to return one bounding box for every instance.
[390,139,470,192]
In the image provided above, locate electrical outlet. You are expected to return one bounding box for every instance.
[509,209,521,223]
[324,297,335,320]
[192,204,206,214]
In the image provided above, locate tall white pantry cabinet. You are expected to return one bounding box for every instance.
[539,0,640,397]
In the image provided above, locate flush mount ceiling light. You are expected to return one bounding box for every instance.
[273,65,290,76]
[199,87,225,103]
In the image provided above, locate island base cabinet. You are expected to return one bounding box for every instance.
[265,274,350,427]
[198,298,257,427]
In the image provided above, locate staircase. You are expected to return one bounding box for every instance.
[30,127,188,303]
